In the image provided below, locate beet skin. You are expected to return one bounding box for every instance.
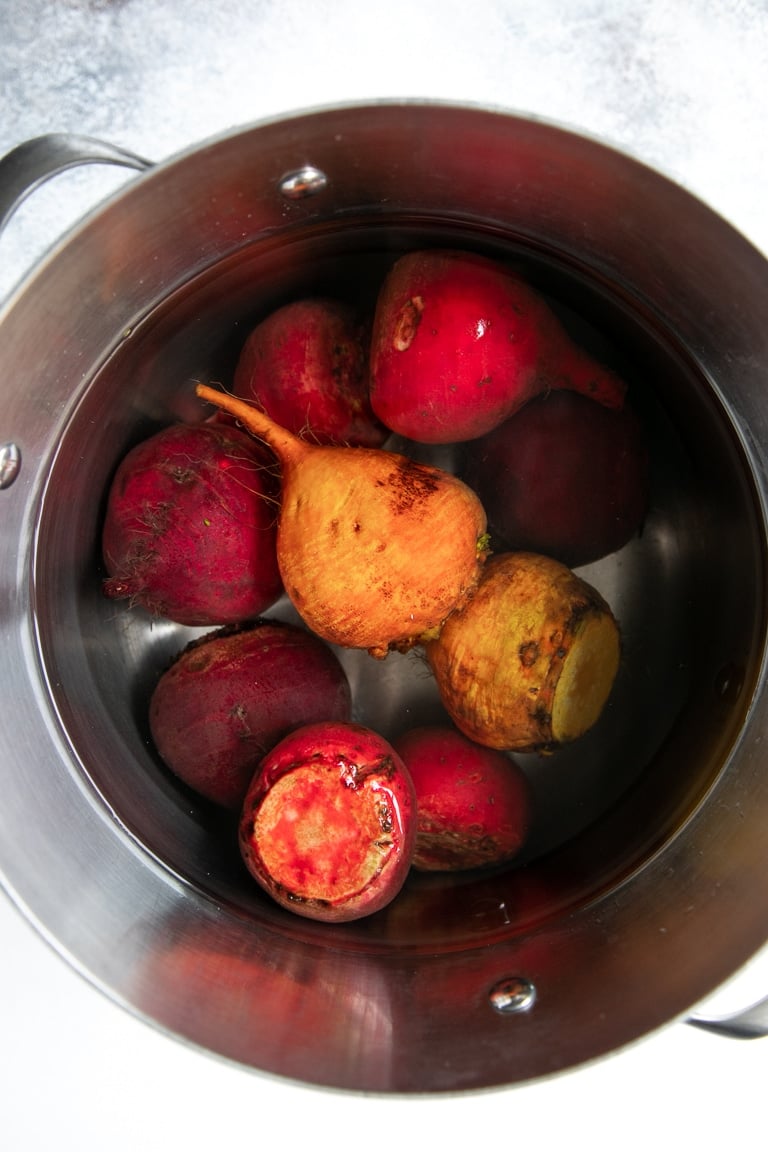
[463,390,649,568]
[102,421,283,625]
[149,621,352,809]
[394,726,530,871]
[369,249,627,443]
[233,297,386,447]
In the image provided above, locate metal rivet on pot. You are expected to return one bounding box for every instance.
[278,165,329,200]
[714,661,744,703]
[0,442,21,489]
[489,976,537,1015]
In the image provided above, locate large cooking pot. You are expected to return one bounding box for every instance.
[2,101,768,1093]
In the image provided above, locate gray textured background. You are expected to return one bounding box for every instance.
[1,0,767,300]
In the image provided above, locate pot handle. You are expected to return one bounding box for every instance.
[0,133,152,235]
[687,996,768,1040]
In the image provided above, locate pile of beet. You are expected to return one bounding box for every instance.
[101,248,648,923]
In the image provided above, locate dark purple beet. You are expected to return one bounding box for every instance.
[463,390,648,568]
[149,620,352,808]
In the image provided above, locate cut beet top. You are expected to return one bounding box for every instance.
[239,721,417,922]
[426,552,621,752]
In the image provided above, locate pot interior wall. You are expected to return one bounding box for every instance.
[32,217,766,954]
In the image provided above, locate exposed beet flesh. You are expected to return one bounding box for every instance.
[239,721,416,922]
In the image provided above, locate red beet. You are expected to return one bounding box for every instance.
[463,390,649,568]
[233,297,387,447]
[102,422,282,625]
[149,621,352,809]
[394,726,530,871]
[240,721,416,922]
[369,249,627,443]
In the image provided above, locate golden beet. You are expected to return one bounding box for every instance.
[195,385,488,656]
[425,552,620,751]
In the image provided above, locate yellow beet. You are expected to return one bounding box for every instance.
[425,552,620,751]
[195,384,488,656]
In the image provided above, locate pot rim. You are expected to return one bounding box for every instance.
[1,100,768,1092]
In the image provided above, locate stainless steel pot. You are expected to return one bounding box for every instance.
[2,101,768,1093]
